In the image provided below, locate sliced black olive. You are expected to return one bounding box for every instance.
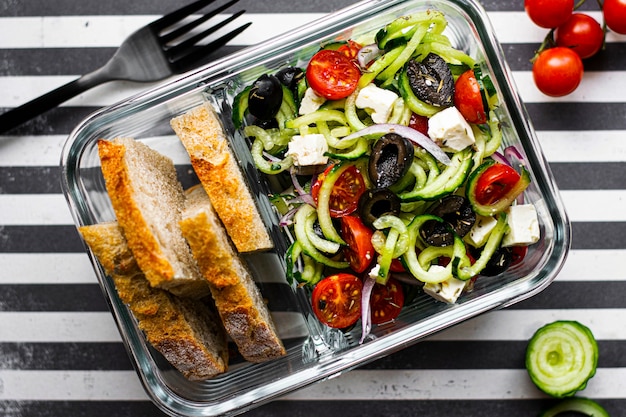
[358,188,402,228]
[275,66,304,91]
[406,53,455,107]
[248,74,283,120]
[420,220,454,247]
[368,133,415,189]
[429,195,476,237]
[481,247,513,276]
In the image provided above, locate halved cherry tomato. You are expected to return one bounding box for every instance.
[454,69,487,124]
[510,245,528,267]
[389,258,406,273]
[409,112,429,136]
[370,278,404,325]
[341,215,375,274]
[311,273,363,329]
[311,164,367,218]
[474,163,522,206]
[306,49,361,100]
[337,40,362,60]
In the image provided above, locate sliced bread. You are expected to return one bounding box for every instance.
[180,185,286,362]
[170,103,274,253]
[79,222,229,380]
[97,137,209,299]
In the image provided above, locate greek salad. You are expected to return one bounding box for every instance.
[231,11,540,340]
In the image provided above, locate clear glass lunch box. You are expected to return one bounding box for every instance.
[60,0,571,415]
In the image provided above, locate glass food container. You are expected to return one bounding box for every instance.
[61,0,571,415]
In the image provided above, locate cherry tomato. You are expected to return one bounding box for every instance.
[532,47,583,97]
[474,162,522,206]
[370,278,405,325]
[604,0,626,34]
[306,49,361,100]
[341,215,375,274]
[510,245,528,267]
[555,13,604,59]
[524,0,574,29]
[311,273,363,329]
[454,69,487,124]
[311,164,367,218]
[409,112,429,136]
[389,258,406,273]
[337,40,362,60]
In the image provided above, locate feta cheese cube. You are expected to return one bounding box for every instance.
[427,106,476,151]
[355,84,399,124]
[287,134,329,166]
[299,87,326,115]
[465,214,498,247]
[501,204,540,247]
[423,272,468,304]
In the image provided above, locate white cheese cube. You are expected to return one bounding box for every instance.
[299,87,326,115]
[501,204,540,247]
[355,84,399,124]
[465,214,498,247]
[287,134,329,166]
[423,273,468,304]
[427,106,476,151]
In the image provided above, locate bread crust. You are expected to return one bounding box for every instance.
[180,186,286,362]
[97,137,209,299]
[79,222,228,380]
[170,103,274,253]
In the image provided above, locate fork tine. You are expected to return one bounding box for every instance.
[160,0,241,45]
[171,20,252,73]
[165,10,246,60]
[149,0,217,32]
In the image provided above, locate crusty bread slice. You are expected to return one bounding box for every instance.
[170,103,274,253]
[79,222,229,380]
[180,185,286,363]
[97,137,209,299]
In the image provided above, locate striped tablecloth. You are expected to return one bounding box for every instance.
[2,0,625,415]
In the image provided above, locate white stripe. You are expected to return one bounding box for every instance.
[0,253,97,284]
[0,14,324,49]
[514,71,626,103]
[2,309,625,343]
[537,130,626,163]
[557,249,626,281]
[560,190,626,222]
[0,367,623,401]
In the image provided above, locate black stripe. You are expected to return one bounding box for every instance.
[1,399,622,417]
[0,284,109,311]
[0,342,132,370]
[506,281,626,310]
[550,162,626,190]
[503,43,626,72]
[571,222,626,249]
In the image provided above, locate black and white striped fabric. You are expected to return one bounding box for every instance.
[2,0,626,415]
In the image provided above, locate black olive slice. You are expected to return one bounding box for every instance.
[358,188,402,228]
[420,220,455,247]
[481,247,512,276]
[368,133,415,189]
[430,195,476,237]
[248,74,283,120]
[406,53,455,107]
[275,66,304,91]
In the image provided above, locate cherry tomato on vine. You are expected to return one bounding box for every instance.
[474,163,522,206]
[311,164,367,218]
[311,273,363,329]
[306,49,361,100]
[341,215,375,274]
[454,69,487,124]
[524,0,574,29]
[370,278,405,325]
[532,47,583,97]
[604,0,626,35]
[555,13,604,59]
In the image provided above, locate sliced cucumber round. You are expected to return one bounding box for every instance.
[525,320,599,398]
[539,397,609,417]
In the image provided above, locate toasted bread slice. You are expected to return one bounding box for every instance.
[180,185,286,362]
[79,222,229,380]
[97,137,209,299]
[170,103,274,253]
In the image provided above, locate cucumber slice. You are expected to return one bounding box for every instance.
[526,321,599,398]
[539,397,609,417]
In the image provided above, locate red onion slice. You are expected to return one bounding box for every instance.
[359,275,376,344]
[289,166,316,207]
[342,123,451,165]
[357,43,383,69]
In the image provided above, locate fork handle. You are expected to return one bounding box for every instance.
[0,71,109,134]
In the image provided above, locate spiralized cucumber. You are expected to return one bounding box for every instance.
[525,321,599,398]
[539,397,609,417]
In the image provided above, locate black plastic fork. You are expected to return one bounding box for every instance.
[0,0,251,134]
